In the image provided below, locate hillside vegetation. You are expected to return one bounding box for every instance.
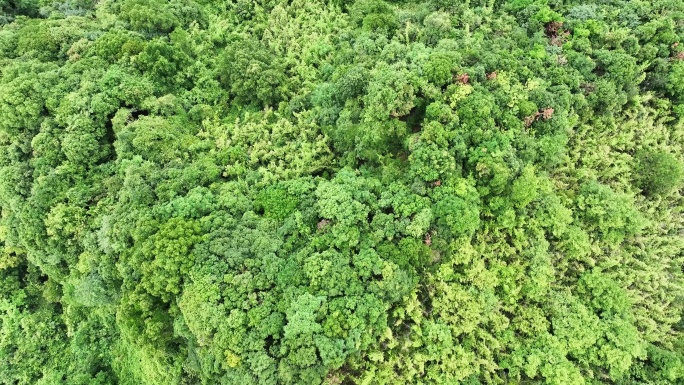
[1,0,684,384]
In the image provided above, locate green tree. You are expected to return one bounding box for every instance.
[633,149,683,196]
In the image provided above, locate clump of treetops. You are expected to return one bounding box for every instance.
[1,0,684,384]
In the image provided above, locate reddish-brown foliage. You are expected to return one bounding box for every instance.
[424,232,432,246]
[455,73,469,84]
[525,107,554,127]
[317,219,331,230]
[545,21,563,37]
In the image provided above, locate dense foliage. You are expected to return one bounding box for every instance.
[1,0,684,384]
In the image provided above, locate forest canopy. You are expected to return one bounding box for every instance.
[1,0,684,384]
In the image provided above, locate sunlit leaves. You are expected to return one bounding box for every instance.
[1,0,684,384]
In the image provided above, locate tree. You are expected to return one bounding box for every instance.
[1,0,684,384]
[633,149,683,196]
